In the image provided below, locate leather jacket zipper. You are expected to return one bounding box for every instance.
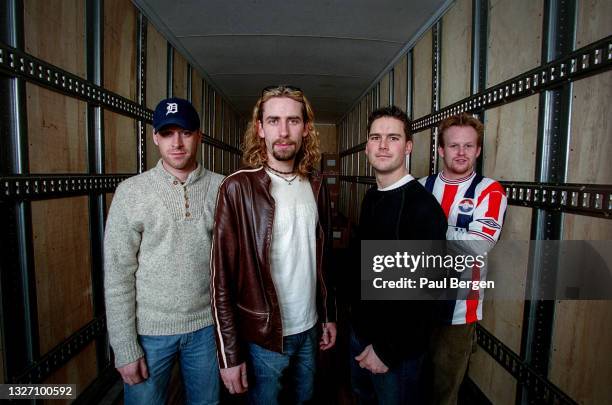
[266,190,283,350]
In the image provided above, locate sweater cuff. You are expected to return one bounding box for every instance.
[113,341,145,368]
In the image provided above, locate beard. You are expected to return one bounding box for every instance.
[273,149,297,161]
[272,141,299,161]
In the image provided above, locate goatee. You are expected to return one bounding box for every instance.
[273,149,297,161]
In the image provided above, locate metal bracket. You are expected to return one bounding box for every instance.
[389,68,394,106]
[13,316,106,384]
[430,21,442,175]
[476,324,578,405]
[339,175,375,186]
[339,141,366,158]
[137,12,147,174]
[471,0,488,174]
[202,134,241,155]
[0,40,152,122]
[166,43,173,98]
[520,2,577,403]
[502,181,610,219]
[342,35,612,157]
[0,40,242,160]
[0,174,133,201]
[338,176,612,219]
[412,35,612,132]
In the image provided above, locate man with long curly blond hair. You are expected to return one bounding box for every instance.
[241,85,321,177]
[210,85,337,404]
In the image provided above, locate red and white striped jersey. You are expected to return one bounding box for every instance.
[419,171,507,324]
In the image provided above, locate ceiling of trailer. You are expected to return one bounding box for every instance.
[133,0,449,123]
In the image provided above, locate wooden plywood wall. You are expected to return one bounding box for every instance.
[146,23,167,110]
[352,109,360,175]
[468,205,532,405]
[223,102,232,173]
[104,0,137,174]
[440,0,471,108]
[486,0,542,87]
[146,123,161,169]
[393,54,408,111]
[566,72,612,186]
[350,108,358,155]
[104,0,136,101]
[145,23,166,170]
[474,97,538,394]
[549,297,612,404]
[410,29,433,178]
[31,196,96,404]
[192,71,203,121]
[21,1,97,393]
[214,94,223,171]
[27,85,88,174]
[43,342,98,403]
[315,124,337,155]
[548,4,612,397]
[483,95,538,181]
[192,70,203,165]
[173,50,188,99]
[32,197,93,354]
[575,0,612,47]
[104,111,137,173]
[410,130,431,178]
[379,73,390,108]
[24,0,87,174]
[412,30,432,119]
[24,0,85,79]
[360,98,368,144]
[357,146,365,178]
[469,1,543,401]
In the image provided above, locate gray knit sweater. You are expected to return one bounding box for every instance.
[104,160,224,367]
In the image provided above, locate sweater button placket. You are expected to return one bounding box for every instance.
[183,185,190,218]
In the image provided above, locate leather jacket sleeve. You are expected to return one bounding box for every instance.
[210,179,244,369]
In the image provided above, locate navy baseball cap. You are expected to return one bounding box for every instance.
[153,97,200,132]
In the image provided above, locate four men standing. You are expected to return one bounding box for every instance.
[104,88,504,404]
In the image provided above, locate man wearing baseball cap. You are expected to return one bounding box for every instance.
[104,97,224,404]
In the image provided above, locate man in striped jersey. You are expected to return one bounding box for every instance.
[419,113,507,405]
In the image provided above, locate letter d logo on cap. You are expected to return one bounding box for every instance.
[166,102,178,115]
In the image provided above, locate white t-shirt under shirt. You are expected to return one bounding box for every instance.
[267,170,318,336]
[377,173,415,191]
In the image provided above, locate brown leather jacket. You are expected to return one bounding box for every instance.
[210,166,336,369]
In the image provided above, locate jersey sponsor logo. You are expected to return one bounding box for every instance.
[457,198,475,214]
[476,218,501,229]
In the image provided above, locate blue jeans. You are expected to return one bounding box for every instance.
[247,326,318,405]
[124,325,220,405]
[349,328,425,405]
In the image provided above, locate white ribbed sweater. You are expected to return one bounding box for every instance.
[103,160,223,367]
